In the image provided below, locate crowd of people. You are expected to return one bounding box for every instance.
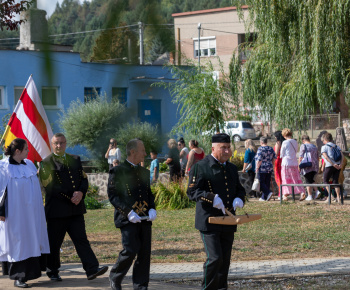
[242,129,345,203]
[0,128,347,289]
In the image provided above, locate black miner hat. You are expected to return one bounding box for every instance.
[212,133,230,143]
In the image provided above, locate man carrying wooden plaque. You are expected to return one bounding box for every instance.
[187,133,246,290]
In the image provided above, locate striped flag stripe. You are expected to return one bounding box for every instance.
[15,100,51,159]
[20,89,50,148]
[23,77,52,133]
[7,113,42,162]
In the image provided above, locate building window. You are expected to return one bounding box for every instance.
[42,87,60,108]
[84,87,101,102]
[0,86,6,109]
[112,88,127,105]
[14,86,24,105]
[194,37,216,58]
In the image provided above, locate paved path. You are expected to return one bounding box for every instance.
[2,257,350,289]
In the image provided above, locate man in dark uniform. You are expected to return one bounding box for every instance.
[187,133,246,290]
[108,138,157,290]
[39,133,108,282]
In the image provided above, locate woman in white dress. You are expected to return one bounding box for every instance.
[0,138,50,288]
[105,138,121,170]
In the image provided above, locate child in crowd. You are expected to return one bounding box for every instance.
[150,151,159,184]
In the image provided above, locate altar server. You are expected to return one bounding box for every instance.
[0,138,50,288]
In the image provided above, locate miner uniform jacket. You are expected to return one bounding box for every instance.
[108,160,156,228]
[39,153,88,218]
[187,154,246,232]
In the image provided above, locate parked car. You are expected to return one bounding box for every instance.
[202,121,257,142]
[224,121,256,142]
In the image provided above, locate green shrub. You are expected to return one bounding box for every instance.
[84,196,103,209]
[152,180,195,210]
[86,184,99,197]
[159,162,168,173]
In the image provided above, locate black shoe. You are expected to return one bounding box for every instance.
[14,280,29,288]
[87,265,108,280]
[47,273,62,281]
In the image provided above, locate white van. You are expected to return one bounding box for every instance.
[223,121,256,142]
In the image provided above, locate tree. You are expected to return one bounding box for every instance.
[153,58,239,135]
[0,0,34,31]
[90,22,138,64]
[230,0,350,130]
[59,95,162,171]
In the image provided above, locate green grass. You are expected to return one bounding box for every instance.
[60,201,350,264]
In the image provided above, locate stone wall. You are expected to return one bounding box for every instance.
[87,172,275,197]
[88,169,350,197]
[87,173,109,196]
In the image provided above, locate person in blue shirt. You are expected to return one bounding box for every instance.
[150,151,159,184]
[242,139,258,198]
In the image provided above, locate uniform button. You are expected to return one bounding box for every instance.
[225,183,228,185]
[72,181,75,183]
[70,176,73,178]
[140,195,142,197]
[225,176,227,179]
[227,195,229,197]
[226,189,229,191]
[227,201,229,204]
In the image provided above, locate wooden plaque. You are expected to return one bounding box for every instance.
[208,214,262,225]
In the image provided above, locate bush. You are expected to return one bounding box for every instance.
[84,196,103,209]
[59,94,162,172]
[152,179,195,210]
[159,161,168,173]
[230,150,244,170]
[86,184,99,197]
[116,121,163,159]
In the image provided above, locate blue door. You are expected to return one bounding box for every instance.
[138,100,161,131]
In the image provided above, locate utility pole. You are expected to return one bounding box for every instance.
[177,28,181,65]
[138,21,144,65]
[198,23,201,71]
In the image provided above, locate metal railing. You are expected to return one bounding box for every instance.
[279,183,343,205]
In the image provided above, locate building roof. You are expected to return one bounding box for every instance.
[172,5,248,17]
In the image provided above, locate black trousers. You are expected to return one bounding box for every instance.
[110,221,152,290]
[200,230,235,290]
[46,215,99,277]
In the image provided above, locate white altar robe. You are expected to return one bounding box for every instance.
[0,158,50,262]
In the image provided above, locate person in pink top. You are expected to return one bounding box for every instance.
[280,128,305,201]
[185,139,205,174]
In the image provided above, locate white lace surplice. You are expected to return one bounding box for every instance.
[0,158,50,262]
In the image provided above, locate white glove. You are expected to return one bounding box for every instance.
[232,198,244,211]
[213,194,225,215]
[148,209,157,221]
[128,210,141,223]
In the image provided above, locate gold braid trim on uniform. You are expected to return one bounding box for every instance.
[41,174,52,187]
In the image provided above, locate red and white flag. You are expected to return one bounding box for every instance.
[1,75,53,162]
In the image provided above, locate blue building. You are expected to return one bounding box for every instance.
[0,49,178,157]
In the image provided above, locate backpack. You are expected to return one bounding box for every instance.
[326,144,342,162]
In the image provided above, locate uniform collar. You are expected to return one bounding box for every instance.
[125,159,139,168]
[9,156,26,165]
[210,154,226,166]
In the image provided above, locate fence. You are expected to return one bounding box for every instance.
[280,183,343,205]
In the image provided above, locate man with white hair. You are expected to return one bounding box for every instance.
[187,133,246,290]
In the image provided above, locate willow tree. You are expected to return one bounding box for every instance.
[153,58,238,135]
[230,0,350,129]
